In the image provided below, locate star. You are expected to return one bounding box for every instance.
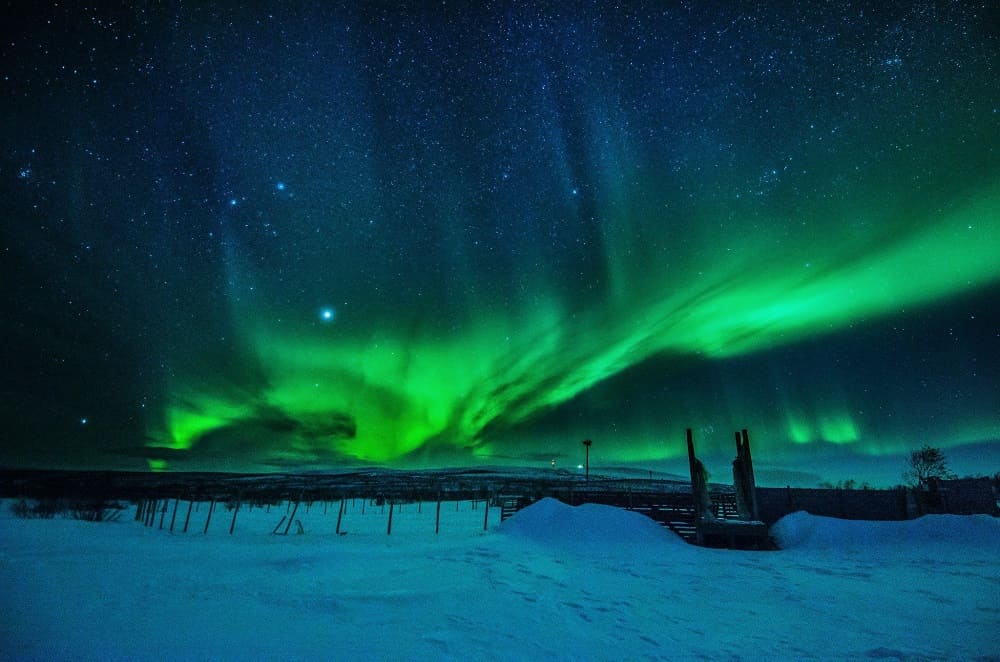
[276,181,286,191]
[319,307,336,323]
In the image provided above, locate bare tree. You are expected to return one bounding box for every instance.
[904,445,956,488]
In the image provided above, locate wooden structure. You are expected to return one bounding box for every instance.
[685,427,769,549]
[732,429,759,521]
[499,489,741,543]
[497,429,772,549]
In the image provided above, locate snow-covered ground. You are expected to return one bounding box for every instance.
[1,497,998,660]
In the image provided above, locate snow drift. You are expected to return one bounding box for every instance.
[772,510,1000,554]
[499,496,688,550]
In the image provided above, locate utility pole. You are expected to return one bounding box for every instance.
[582,439,592,481]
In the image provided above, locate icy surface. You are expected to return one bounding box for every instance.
[1,499,998,660]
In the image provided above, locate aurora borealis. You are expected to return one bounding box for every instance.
[2,2,998,485]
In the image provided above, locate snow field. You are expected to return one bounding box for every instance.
[1,497,998,660]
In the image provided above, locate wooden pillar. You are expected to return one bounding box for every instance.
[169,499,179,532]
[741,429,759,521]
[229,499,241,535]
[283,500,300,535]
[733,431,750,520]
[203,499,215,534]
[686,428,713,529]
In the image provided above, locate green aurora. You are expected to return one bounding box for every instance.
[157,179,1000,471]
[2,2,998,485]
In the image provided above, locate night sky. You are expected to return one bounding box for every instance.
[2,2,998,485]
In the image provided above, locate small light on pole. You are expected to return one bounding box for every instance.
[582,439,592,481]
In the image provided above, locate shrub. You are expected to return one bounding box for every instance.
[70,498,124,522]
[10,499,32,518]
[9,496,124,521]
[9,497,65,519]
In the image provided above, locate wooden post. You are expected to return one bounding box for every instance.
[741,429,759,521]
[733,431,749,520]
[272,515,287,535]
[229,499,241,535]
[183,501,193,533]
[435,498,441,535]
[336,499,344,535]
[687,428,712,528]
[158,501,167,529]
[686,428,697,504]
[483,495,490,531]
[387,502,394,535]
[148,499,158,527]
[582,439,592,481]
[135,500,144,521]
[169,499,179,532]
[203,499,215,534]
[283,500,300,535]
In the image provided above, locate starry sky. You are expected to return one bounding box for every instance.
[2,2,999,486]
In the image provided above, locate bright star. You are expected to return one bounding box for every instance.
[319,307,335,322]
[80,417,88,425]
[276,182,286,191]
[229,198,238,206]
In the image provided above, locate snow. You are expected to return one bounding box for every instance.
[772,510,1000,554]
[500,497,690,550]
[1,498,998,659]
